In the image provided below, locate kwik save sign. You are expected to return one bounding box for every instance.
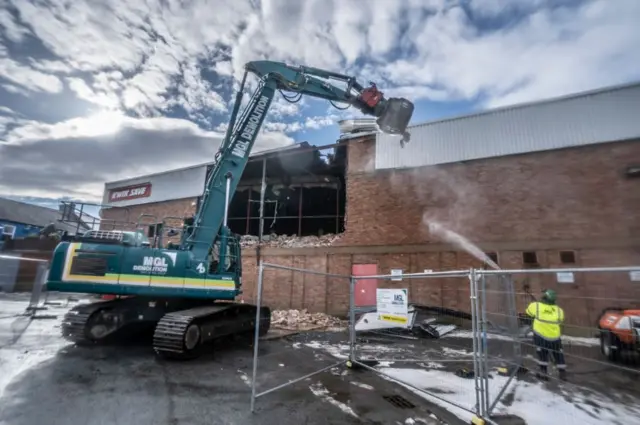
[108,182,152,202]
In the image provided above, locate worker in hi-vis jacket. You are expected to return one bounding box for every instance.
[525,289,567,381]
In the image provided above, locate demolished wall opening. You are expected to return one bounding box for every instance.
[212,142,347,243]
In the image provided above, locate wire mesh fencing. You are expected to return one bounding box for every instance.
[350,269,485,420]
[476,266,640,423]
[249,261,354,412]
[0,253,55,321]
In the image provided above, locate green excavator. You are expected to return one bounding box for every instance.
[45,60,415,358]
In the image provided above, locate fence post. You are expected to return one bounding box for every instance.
[469,268,483,418]
[26,262,49,316]
[480,274,490,416]
[349,277,356,362]
[250,259,265,413]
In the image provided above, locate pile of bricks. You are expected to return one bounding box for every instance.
[239,233,341,248]
[271,309,346,331]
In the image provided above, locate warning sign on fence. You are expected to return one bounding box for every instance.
[376,288,409,326]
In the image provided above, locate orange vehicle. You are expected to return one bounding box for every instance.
[597,308,640,361]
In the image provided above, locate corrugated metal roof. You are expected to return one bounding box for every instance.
[376,81,640,170]
[0,197,90,233]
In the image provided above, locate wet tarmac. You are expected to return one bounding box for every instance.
[0,294,463,425]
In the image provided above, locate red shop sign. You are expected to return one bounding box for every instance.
[108,182,152,202]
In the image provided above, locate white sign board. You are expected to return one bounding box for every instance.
[556,272,575,284]
[390,269,403,281]
[376,288,409,326]
[630,271,640,282]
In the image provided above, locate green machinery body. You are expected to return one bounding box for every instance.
[47,232,241,300]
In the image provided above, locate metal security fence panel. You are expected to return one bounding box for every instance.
[474,273,523,417]
[249,261,353,412]
[476,266,640,423]
[350,270,485,421]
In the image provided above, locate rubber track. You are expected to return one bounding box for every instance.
[152,312,195,356]
[60,303,107,344]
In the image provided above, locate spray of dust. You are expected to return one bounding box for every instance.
[424,217,500,270]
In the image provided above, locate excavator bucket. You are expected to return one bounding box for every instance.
[376,97,414,136]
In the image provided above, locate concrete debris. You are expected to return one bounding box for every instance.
[240,233,341,248]
[272,309,346,331]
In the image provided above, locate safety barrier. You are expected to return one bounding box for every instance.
[250,262,640,424]
[0,254,51,317]
[349,269,482,420]
[249,262,353,413]
[475,267,640,422]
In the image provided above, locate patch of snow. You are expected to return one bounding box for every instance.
[419,362,446,370]
[378,367,640,425]
[377,361,395,367]
[350,381,374,390]
[279,363,285,367]
[562,335,600,347]
[441,347,472,357]
[0,299,72,399]
[292,342,302,349]
[308,382,358,418]
[405,418,415,424]
[304,340,408,361]
[237,370,252,387]
[447,330,600,347]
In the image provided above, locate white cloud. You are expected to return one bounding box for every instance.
[0,8,30,42]
[0,113,294,199]
[66,77,120,109]
[1,0,639,202]
[0,55,63,93]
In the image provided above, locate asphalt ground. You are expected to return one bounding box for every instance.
[0,293,463,425]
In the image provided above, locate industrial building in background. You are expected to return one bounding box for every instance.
[70,81,639,329]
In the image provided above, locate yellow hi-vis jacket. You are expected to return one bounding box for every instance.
[525,301,565,340]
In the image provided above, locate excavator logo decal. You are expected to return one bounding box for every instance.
[132,252,177,274]
[196,263,206,274]
[231,95,270,158]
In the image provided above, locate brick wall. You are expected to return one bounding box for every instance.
[236,137,640,334]
[100,197,197,243]
[239,246,640,335]
[340,137,640,246]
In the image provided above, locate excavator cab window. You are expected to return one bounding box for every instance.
[209,239,232,274]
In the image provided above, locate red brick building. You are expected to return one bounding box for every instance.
[99,83,640,330]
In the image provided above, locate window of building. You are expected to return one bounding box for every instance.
[560,250,576,264]
[485,252,499,266]
[148,223,163,238]
[226,144,347,238]
[522,251,538,265]
[2,225,16,238]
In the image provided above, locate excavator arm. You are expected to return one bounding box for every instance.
[182,60,415,263]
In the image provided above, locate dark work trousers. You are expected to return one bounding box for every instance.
[533,333,566,373]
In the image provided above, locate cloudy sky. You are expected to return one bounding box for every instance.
[1,0,639,213]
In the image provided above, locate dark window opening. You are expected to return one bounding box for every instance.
[522,251,538,265]
[486,252,499,265]
[147,223,163,239]
[560,251,576,264]
[224,143,347,238]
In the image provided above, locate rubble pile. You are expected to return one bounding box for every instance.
[239,233,341,248]
[271,309,347,331]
